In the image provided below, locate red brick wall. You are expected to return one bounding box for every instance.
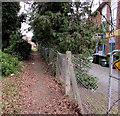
[93,2,120,53]
[106,2,110,29]
[93,5,108,54]
[105,3,110,54]
[116,1,120,29]
[116,36,120,49]
[93,11,102,25]
[105,38,109,55]
[115,1,120,50]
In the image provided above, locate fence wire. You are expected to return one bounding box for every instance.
[38,44,57,75]
[72,55,118,114]
[38,44,118,114]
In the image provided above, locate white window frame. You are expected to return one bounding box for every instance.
[110,1,118,30]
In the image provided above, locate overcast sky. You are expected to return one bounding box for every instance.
[19,2,33,37]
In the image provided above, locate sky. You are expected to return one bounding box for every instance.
[19,2,33,37]
[19,0,105,38]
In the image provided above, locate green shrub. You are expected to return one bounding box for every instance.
[0,51,22,76]
[75,71,98,90]
[4,40,31,60]
[4,32,31,60]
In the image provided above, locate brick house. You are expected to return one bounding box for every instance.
[93,0,120,56]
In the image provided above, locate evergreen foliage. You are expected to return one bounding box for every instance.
[2,2,20,49]
[4,32,31,60]
[30,2,102,54]
[2,2,31,60]
[30,2,102,89]
[2,2,31,76]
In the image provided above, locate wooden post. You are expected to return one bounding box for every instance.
[65,51,71,96]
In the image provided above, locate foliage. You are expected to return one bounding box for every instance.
[30,2,101,89]
[2,2,27,50]
[4,32,31,60]
[30,2,103,55]
[31,36,37,44]
[0,51,22,76]
[2,2,20,49]
[75,71,98,90]
[73,54,98,90]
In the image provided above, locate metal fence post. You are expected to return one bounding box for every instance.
[118,71,120,114]
[107,53,113,114]
[107,50,120,114]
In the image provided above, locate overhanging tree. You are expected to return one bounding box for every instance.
[2,2,20,49]
[30,2,102,55]
[2,2,31,60]
[29,2,103,89]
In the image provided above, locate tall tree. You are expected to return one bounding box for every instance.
[2,2,20,49]
[30,2,102,90]
[2,2,31,60]
[30,2,101,55]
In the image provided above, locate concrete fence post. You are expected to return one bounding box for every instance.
[56,52,59,79]
[66,51,84,113]
[65,51,71,96]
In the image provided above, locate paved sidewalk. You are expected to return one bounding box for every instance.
[77,63,119,114]
[89,63,119,103]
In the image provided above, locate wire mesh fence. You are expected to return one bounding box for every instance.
[38,44,57,75]
[72,55,118,114]
[38,44,119,114]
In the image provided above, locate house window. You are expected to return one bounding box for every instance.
[119,19,120,25]
[102,5,107,22]
[109,43,115,52]
[110,7,117,30]
[109,36,116,52]
[101,5,107,32]
[110,1,118,30]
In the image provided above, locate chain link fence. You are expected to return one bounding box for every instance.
[38,44,84,112]
[38,44,118,114]
[38,44,57,75]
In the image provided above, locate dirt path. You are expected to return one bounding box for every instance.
[19,51,77,114]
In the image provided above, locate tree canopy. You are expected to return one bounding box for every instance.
[30,2,102,56]
[2,2,20,49]
[2,2,31,60]
[2,2,27,49]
